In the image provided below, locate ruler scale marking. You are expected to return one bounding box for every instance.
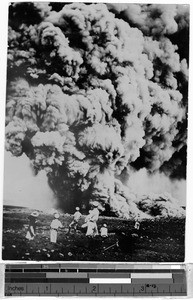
[4,264,187,297]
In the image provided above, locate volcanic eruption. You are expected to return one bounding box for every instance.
[5,3,188,218]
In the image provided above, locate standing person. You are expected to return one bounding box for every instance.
[50,213,63,243]
[85,211,95,237]
[100,223,108,238]
[86,202,99,237]
[81,210,92,229]
[26,211,39,241]
[68,207,82,233]
[134,213,141,230]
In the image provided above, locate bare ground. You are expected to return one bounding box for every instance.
[2,206,185,262]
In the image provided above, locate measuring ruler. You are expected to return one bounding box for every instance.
[5,263,187,296]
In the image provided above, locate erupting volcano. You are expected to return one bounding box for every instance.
[5,2,189,218]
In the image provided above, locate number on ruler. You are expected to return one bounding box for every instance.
[92,285,97,293]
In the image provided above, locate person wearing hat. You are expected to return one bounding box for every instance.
[100,223,108,238]
[68,207,82,233]
[50,213,63,243]
[26,211,39,240]
[86,202,99,237]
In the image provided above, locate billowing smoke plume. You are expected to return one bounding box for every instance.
[5,3,188,217]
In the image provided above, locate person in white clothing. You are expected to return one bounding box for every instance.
[68,207,82,233]
[26,211,39,240]
[134,213,141,230]
[100,223,108,238]
[134,220,140,230]
[81,210,92,229]
[50,213,63,243]
[86,202,99,237]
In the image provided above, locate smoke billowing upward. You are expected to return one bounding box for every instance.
[5,3,188,218]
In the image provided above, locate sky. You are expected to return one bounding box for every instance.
[3,151,56,210]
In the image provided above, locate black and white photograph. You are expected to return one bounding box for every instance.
[2,2,189,262]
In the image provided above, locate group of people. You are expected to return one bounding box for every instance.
[26,202,141,244]
[77,202,104,237]
[26,201,110,244]
[51,201,108,242]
